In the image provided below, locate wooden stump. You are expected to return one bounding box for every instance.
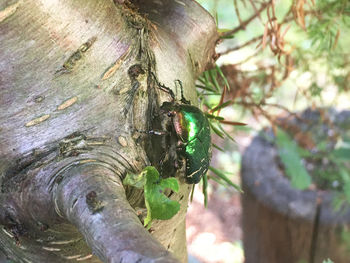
[241,111,350,263]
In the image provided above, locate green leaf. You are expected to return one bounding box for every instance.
[218,122,236,142]
[217,28,232,33]
[197,76,207,85]
[203,70,211,84]
[209,122,225,138]
[196,84,217,92]
[275,129,312,190]
[343,181,350,203]
[332,147,350,160]
[338,167,350,182]
[220,34,235,39]
[332,194,346,212]
[209,166,242,192]
[310,82,323,97]
[209,68,221,92]
[123,171,147,189]
[322,259,334,263]
[210,101,234,113]
[208,175,229,187]
[206,113,225,121]
[142,167,180,227]
[296,146,312,158]
[190,184,195,203]
[338,168,350,203]
[202,174,208,208]
[212,143,225,152]
[215,64,230,90]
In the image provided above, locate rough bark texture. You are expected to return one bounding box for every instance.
[0,0,218,262]
[241,110,350,263]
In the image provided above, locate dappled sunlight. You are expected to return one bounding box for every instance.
[187,186,243,263]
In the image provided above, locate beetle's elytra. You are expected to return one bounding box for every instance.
[156,79,212,184]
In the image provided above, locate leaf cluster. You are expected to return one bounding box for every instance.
[123,166,180,228]
[273,115,350,208]
[195,0,350,208]
[195,66,245,206]
[308,0,350,52]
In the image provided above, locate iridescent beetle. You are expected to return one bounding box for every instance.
[154,77,212,184]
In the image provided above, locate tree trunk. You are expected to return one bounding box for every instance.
[0,0,218,262]
[241,110,350,263]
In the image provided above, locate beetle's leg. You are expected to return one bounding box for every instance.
[158,143,180,177]
[151,72,176,101]
[148,130,168,136]
[175,79,191,105]
[176,141,185,148]
[174,144,185,170]
[135,129,168,136]
[175,156,184,170]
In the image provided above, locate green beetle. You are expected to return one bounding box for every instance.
[148,77,211,184]
[160,100,212,184]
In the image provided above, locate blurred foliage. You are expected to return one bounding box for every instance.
[195,66,245,204]
[275,128,311,190]
[195,0,350,205]
[273,123,350,207]
[308,0,350,51]
[123,167,180,228]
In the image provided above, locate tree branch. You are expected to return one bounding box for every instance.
[54,163,179,263]
[221,1,271,38]
[219,35,263,55]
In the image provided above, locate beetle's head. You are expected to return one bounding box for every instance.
[160,101,180,117]
[160,101,173,111]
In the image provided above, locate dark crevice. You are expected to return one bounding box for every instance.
[309,198,321,263]
[71,198,78,209]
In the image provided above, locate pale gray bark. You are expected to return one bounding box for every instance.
[0,0,218,262]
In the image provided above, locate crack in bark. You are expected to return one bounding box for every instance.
[309,198,321,263]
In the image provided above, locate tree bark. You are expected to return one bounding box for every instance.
[0,0,218,262]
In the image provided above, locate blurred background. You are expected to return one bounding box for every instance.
[1,0,349,262]
[186,0,350,262]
